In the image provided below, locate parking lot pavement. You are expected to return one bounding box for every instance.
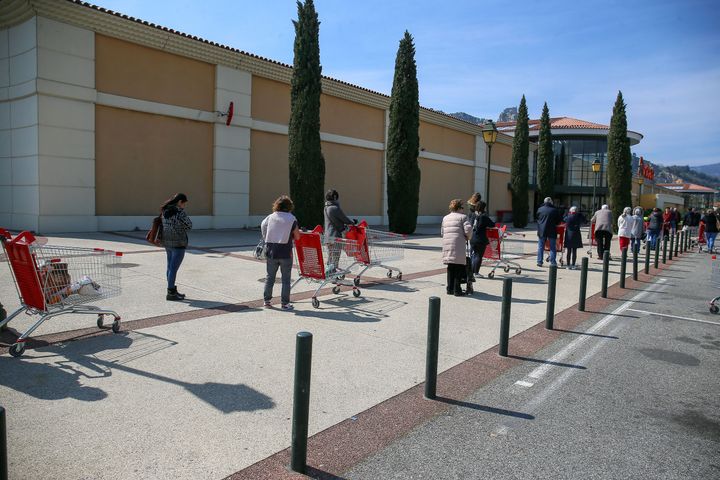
[0,226,673,479]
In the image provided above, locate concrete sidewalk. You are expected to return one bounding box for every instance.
[0,225,662,479]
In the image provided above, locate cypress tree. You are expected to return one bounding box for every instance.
[288,0,324,228]
[537,102,554,199]
[607,91,632,225]
[510,95,529,227]
[386,31,420,234]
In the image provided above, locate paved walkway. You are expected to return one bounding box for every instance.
[0,225,680,479]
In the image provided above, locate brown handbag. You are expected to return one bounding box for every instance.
[146,215,163,246]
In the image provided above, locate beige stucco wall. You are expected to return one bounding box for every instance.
[249,130,290,215]
[96,34,215,111]
[251,76,291,125]
[95,106,213,216]
[491,142,512,168]
[320,94,385,143]
[488,171,512,214]
[418,158,474,216]
[420,121,475,160]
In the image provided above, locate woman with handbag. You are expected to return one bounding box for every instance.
[261,195,301,310]
[161,193,192,301]
[562,206,585,269]
[441,199,472,296]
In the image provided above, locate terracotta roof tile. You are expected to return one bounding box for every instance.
[497,116,609,131]
[656,183,718,193]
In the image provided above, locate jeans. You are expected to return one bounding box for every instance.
[537,237,556,265]
[471,241,488,273]
[706,232,717,252]
[646,230,659,250]
[264,257,293,305]
[165,247,186,289]
[630,238,642,253]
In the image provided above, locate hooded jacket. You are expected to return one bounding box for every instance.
[324,200,353,239]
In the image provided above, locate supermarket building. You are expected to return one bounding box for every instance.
[0,0,533,233]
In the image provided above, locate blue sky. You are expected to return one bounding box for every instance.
[91,0,720,166]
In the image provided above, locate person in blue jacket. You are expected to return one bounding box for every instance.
[536,197,562,267]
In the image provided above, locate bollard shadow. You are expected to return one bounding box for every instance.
[435,396,534,420]
[465,292,544,305]
[292,307,384,323]
[304,467,348,480]
[508,354,586,370]
[582,310,639,319]
[606,297,654,304]
[496,276,547,285]
[553,328,618,339]
[179,299,254,313]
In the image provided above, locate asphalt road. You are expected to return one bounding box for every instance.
[346,253,720,480]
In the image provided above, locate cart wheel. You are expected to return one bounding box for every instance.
[9,342,25,358]
[386,271,392,278]
[111,317,121,333]
[504,266,510,273]
[353,277,360,287]
[710,305,719,314]
[488,271,495,279]
[96,315,104,328]
[337,274,345,281]
[332,285,341,295]
[312,297,320,309]
[515,268,522,275]
[397,273,402,280]
[353,288,361,298]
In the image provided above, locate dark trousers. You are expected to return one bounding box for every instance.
[596,230,612,258]
[471,241,488,274]
[446,263,465,294]
[165,247,186,289]
[566,247,577,266]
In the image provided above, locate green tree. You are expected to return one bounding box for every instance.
[537,102,554,199]
[510,95,529,227]
[288,0,324,228]
[607,91,632,224]
[386,31,421,234]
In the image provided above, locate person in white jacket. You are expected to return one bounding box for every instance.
[617,206,634,252]
[630,207,645,253]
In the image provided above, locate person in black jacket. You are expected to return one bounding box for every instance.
[562,206,586,269]
[536,197,562,267]
[646,207,663,250]
[469,201,495,278]
[160,193,192,301]
[323,189,355,272]
[701,209,718,253]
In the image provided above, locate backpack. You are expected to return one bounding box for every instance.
[146,215,163,246]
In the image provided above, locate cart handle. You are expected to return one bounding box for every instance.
[0,228,11,240]
[9,230,37,246]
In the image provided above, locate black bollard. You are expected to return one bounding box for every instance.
[545,265,557,330]
[0,407,6,480]
[290,332,313,474]
[499,279,512,357]
[644,242,651,274]
[683,231,687,253]
[675,232,680,257]
[425,297,441,399]
[669,233,674,260]
[662,236,668,264]
[654,238,660,269]
[601,250,610,298]
[633,246,639,281]
[578,257,589,312]
[620,248,627,288]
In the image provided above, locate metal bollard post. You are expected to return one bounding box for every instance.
[644,242,650,274]
[669,233,674,261]
[0,406,6,480]
[655,238,660,269]
[545,265,557,330]
[601,250,610,298]
[633,246,639,281]
[675,232,680,257]
[425,297,441,399]
[683,231,687,253]
[578,257,589,312]
[620,248,627,288]
[662,236,668,264]
[290,332,313,474]
[686,230,691,252]
[499,279,512,357]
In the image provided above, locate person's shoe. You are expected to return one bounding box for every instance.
[166,288,183,301]
[264,301,272,308]
[537,263,543,268]
[454,291,465,296]
[474,273,484,278]
[465,286,474,295]
[281,303,294,311]
[174,288,186,300]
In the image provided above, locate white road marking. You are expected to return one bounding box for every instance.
[514,380,534,388]
[626,308,720,326]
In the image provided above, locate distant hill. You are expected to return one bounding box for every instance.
[497,107,518,122]
[448,112,486,125]
[692,162,720,178]
[654,164,720,189]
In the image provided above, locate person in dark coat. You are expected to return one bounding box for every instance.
[562,206,585,269]
[646,207,663,250]
[536,197,562,267]
[469,200,495,278]
[701,209,718,253]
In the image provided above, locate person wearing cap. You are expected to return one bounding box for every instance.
[562,206,585,269]
[536,197,562,267]
[591,204,614,260]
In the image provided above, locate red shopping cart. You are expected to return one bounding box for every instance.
[0,229,123,357]
[697,221,707,251]
[484,225,525,279]
[345,220,405,286]
[290,226,362,308]
[545,224,565,266]
[587,222,597,258]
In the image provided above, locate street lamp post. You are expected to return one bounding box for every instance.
[591,159,601,212]
[482,120,498,214]
[636,177,644,206]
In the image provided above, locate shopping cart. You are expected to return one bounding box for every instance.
[290,226,362,308]
[709,255,720,314]
[345,220,405,286]
[484,226,525,279]
[587,222,597,258]
[0,229,123,357]
[697,221,707,251]
[545,224,565,266]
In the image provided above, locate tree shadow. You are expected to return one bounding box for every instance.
[304,467,348,480]
[508,354,586,370]
[434,396,534,420]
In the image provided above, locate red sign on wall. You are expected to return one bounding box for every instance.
[638,156,654,180]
